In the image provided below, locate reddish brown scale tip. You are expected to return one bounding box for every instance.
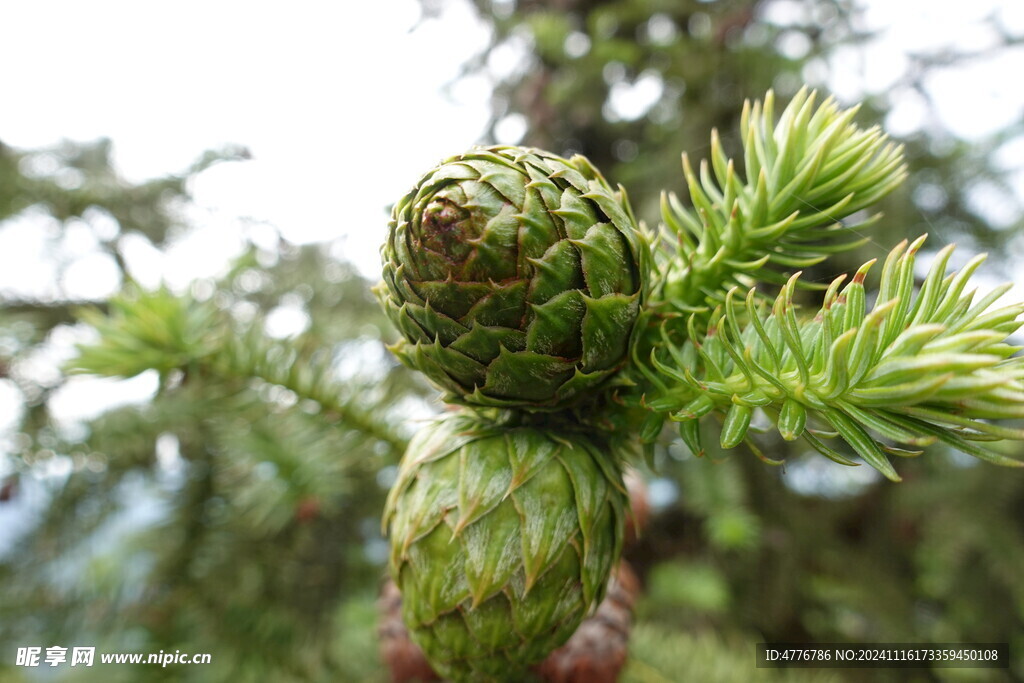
[852,271,867,285]
[419,199,472,259]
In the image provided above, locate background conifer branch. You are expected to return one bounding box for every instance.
[69,287,410,456]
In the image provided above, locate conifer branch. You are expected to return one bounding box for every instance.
[211,326,410,455]
[658,88,908,311]
[640,237,1024,481]
[68,287,410,456]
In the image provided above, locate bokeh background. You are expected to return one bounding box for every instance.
[2,1,1023,681]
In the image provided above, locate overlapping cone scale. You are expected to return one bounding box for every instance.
[383,411,628,682]
[376,145,650,409]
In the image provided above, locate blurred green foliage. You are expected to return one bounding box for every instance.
[0,139,429,681]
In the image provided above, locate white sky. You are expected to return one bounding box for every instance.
[0,0,1023,436]
[1,0,1021,286]
[1,0,493,289]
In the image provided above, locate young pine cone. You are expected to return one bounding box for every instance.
[382,411,627,681]
[375,145,650,410]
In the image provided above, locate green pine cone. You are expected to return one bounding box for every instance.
[375,145,650,409]
[383,410,628,682]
